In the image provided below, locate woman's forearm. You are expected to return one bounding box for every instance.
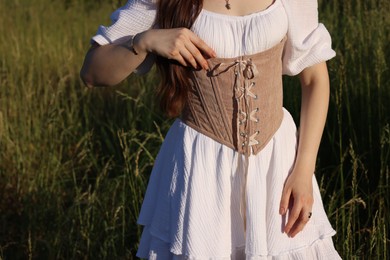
[80,39,149,88]
[294,61,330,177]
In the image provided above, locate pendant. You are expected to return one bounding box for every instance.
[225,0,231,9]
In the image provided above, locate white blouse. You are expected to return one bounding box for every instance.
[91,0,335,76]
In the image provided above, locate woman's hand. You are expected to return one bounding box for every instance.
[134,28,216,70]
[279,169,314,238]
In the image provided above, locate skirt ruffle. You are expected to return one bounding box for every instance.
[139,230,340,259]
[136,109,341,259]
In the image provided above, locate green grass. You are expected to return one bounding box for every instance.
[0,0,389,258]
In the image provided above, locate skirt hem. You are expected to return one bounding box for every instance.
[137,227,341,259]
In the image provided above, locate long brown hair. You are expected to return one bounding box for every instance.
[155,0,203,117]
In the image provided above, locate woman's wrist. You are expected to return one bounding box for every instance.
[132,31,150,55]
[124,31,148,56]
[291,154,317,178]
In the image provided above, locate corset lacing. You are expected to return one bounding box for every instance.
[209,58,262,231]
[209,58,260,156]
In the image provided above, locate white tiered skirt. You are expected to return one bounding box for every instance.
[136,109,341,259]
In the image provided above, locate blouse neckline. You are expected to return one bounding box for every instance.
[200,0,280,20]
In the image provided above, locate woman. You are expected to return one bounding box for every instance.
[81,0,342,258]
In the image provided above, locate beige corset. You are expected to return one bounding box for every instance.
[181,37,287,156]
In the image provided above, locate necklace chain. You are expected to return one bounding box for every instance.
[225,0,231,9]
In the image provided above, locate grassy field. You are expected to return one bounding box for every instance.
[0,0,389,259]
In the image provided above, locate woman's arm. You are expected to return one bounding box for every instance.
[80,28,216,88]
[80,40,148,88]
[279,61,330,237]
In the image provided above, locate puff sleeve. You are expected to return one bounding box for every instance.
[281,0,336,76]
[91,0,157,73]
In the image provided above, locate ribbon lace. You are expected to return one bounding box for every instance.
[210,58,260,154]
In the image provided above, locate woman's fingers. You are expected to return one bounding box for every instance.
[188,32,217,59]
[173,53,189,68]
[184,41,209,70]
[140,28,216,70]
[288,208,312,237]
[178,47,198,69]
[283,193,313,237]
[176,29,215,69]
[283,198,302,236]
[279,187,291,215]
